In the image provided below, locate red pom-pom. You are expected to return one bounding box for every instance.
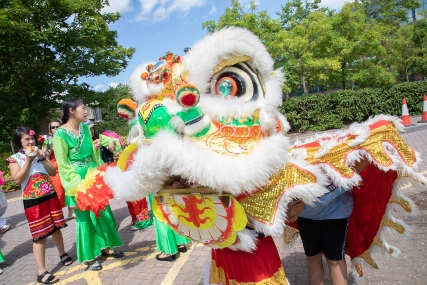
[181,94,197,107]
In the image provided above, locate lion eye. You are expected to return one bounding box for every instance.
[216,77,238,97]
[210,61,265,102]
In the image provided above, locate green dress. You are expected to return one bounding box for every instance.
[148,194,191,255]
[54,123,122,263]
[0,251,4,263]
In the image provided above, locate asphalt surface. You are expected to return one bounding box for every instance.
[1,117,427,285]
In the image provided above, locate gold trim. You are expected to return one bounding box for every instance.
[209,260,227,284]
[372,235,383,248]
[239,163,317,225]
[283,226,299,245]
[355,264,364,277]
[358,248,379,270]
[380,217,405,234]
[210,260,288,285]
[389,195,413,213]
[213,55,252,74]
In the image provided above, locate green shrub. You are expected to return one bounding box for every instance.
[281,81,427,133]
[0,142,19,192]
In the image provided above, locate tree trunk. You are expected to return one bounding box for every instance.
[301,76,308,95]
[38,116,48,135]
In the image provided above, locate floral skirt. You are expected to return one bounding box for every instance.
[23,192,67,242]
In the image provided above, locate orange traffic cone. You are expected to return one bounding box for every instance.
[418,95,427,123]
[401,98,415,126]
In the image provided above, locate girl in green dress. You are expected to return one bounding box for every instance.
[148,193,191,261]
[54,98,123,271]
[0,250,4,275]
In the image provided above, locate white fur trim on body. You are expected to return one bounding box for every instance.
[105,131,290,201]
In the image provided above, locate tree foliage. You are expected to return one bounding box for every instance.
[385,24,420,82]
[0,0,135,141]
[201,0,281,46]
[356,0,420,25]
[94,83,133,139]
[330,2,395,90]
[412,14,427,79]
[273,11,341,94]
[278,0,332,30]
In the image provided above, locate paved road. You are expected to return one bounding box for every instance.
[1,127,427,285]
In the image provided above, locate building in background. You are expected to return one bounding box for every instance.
[86,107,102,122]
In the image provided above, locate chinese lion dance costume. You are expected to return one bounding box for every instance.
[95,28,426,284]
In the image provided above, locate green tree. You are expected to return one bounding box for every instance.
[201,0,281,49]
[329,3,395,89]
[272,11,341,95]
[356,0,420,25]
[278,0,332,30]
[94,83,133,139]
[385,24,420,82]
[412,14,427,78]
[0,0,135,141]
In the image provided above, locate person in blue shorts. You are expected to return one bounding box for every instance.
[297,181,353,285]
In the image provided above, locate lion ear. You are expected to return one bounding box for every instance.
[117,98,138,120]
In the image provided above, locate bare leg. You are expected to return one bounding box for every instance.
[68,207,74,218]
[51,229,66,256]
[33,239,59,282]
[326,258,348,285]
[33,239,47,275]
[102,247,110,254]
[306,252,325,285]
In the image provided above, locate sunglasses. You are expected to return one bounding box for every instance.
[50,126,60,130]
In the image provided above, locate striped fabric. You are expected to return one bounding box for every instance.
[24,192,67,242]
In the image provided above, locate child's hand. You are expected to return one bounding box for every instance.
[108,140,115,152]
[36,148,45,160]
[93,139,101,150]
[353,158,370,173]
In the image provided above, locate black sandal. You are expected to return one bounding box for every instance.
[37,271,59,284]
[178,245,187,253]
[155,253,176,261]
[101,250,124,258]
[59,253,73,266]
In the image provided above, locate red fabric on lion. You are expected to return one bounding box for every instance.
[346,164,397,258]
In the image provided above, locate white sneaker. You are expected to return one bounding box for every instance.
[0,224,9,234]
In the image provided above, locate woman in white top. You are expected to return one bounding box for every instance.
[8,126,73,284]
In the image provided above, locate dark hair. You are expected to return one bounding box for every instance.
[13,126,37,149]
[91,128,99,140]
[61,97,84,124]
[48,119,62,135]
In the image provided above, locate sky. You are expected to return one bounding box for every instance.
[83,0,346,92]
